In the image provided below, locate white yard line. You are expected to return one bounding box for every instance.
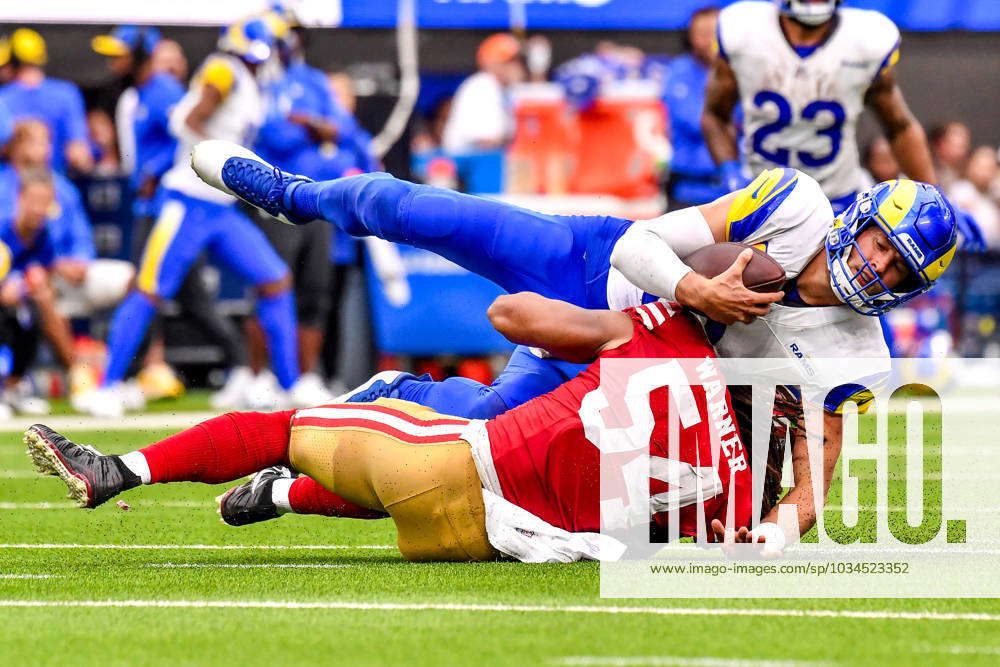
[0,412,219,434]
[0,543,394,550]
[553,657,829,667]
[0,501,212,509]
[0,599,998,622]
[146,563,354,569]
[915,645,1000,656]
[0,574,57,579]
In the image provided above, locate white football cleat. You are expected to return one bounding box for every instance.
[288,372,335,408]
[210,366,255,411]
[244,371,289,411]
[4,380,50,416]
[190,140,313,225]
[76,385,126,419]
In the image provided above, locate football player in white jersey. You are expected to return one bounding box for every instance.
[191,140,958,553]
[77,18,306,418]
[701,0,935,215]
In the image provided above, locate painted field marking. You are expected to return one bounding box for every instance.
[0,544,395,550]
[0,412,219,434]
[0,600,999,622]
[0,501,214,509]
[146,563,353,569]
[0,574,57,579]
[553,656,829,667]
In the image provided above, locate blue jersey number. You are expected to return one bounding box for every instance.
[751,91,845,168]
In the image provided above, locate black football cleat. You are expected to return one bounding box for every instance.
[24,424,140,508]
[216,466,294,527]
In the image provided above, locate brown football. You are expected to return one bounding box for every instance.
[682,242,786,293]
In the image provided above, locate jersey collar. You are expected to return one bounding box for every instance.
[777,13,841,61]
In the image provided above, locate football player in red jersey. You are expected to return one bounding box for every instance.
[26,292,791,562]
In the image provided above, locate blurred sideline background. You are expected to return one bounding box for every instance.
[0,0,998,415]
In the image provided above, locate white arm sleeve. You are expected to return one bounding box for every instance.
[609,206,715,301]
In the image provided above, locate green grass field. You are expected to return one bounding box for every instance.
[2,414,999,666]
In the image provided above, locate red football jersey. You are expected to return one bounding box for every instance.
[483,301,752,538]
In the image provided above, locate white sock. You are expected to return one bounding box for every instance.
[118,451,151,485]
[271,477,295,514]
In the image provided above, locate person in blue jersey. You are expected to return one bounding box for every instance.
[77,18,304,418]
[244,11,339,408]
[0,29,92,174]
[93,26,249,405]
[244,6,388,407]
[0,168,81,417]
[0,121,136,407]
[197,142,964,553]
[662,6,729,210]
[0,122,95,277]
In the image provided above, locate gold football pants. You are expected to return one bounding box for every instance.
[287,398,497,561]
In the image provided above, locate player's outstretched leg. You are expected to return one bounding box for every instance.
[25,411,296,509]
[192,140,619,301]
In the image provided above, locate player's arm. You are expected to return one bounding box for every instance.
[182,60,234,140]
[487,292,633,364]
[764,411,842,541]
[64,85,94,174]
[713,410,843,555]
[609,190,781,325]
[866,67,936,185]
[700,57,740,167]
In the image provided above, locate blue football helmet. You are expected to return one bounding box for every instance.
[218,17,279,65]
[775,0,842,26]
[826,180,958,316]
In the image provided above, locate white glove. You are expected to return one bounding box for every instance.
[749,521,787,557]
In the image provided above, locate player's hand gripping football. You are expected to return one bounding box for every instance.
[675,249,784,325]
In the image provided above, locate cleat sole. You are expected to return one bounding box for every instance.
[23,427,93,509]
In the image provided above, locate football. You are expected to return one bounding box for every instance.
[683,241,787,293]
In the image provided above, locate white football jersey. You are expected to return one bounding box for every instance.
[162,54,264,204]
[607,168,889,412]
[718,2,901,201]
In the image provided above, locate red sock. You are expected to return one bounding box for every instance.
[287,475,388,519]
[140,411,295,484]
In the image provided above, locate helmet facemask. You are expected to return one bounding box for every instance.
[826,195,928,316]
[776,0,841,27]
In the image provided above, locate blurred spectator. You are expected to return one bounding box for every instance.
[930,121,971,191]
[92,26,182,207]
[411,97,458,189]
[0,121,95,282]
[524,35,552,83]
[93,26,224,402]
[0,29,94,174]
[86,109,119,174]
[661,6,726,209]
[554,40,647,110]
[0,36,13,86]
[862,135,901,185]
[0,97,11,147]
[949,146,1000,248]
[441,33,523,154]
[0,120,132,405]
[0,168,80,417]
[151,39,188,82]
